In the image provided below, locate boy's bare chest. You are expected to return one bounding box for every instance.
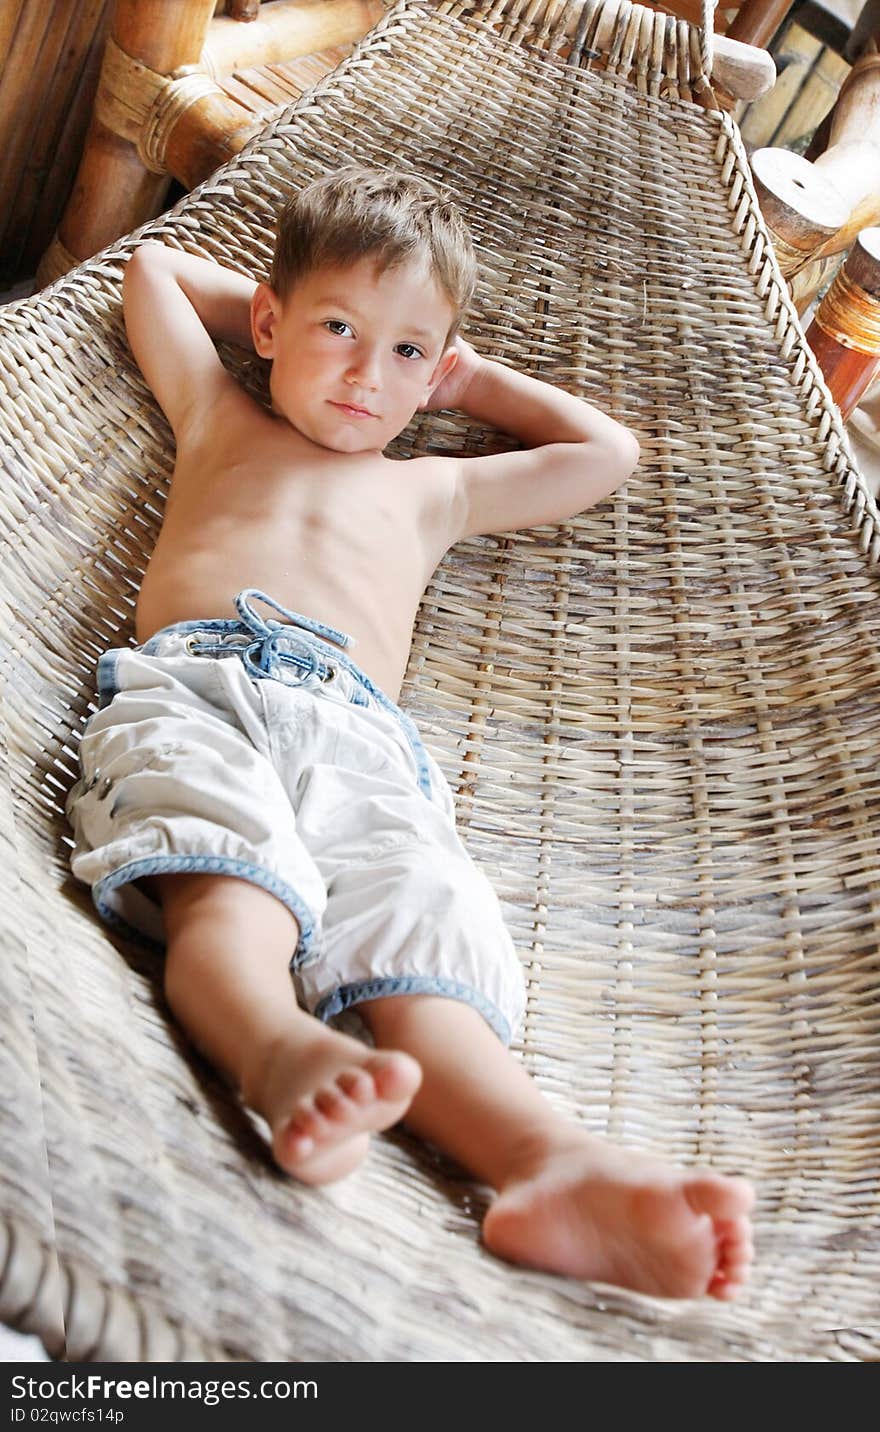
[167,430,445,562]
[138,421,457,693]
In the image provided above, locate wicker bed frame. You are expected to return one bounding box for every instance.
[1,0,879,1361]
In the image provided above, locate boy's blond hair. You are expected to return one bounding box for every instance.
[270,164,477,340]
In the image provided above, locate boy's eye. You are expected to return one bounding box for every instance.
[395,343,423,360]
[325,320,353,337]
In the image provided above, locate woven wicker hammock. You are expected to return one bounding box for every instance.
[2,0,879,1362]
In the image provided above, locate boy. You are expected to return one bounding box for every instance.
[67,166,754,1300]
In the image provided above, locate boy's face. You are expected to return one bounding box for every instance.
[251,254,459,453]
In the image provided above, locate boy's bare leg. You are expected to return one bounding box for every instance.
[359,995,755,1301]
[154,874,421,1184]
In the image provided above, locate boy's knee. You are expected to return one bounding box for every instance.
[361,991,490,1037]
[157,872,299,943]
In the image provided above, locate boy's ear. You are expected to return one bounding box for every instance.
[426,344,458,395]
[251,283,281,358]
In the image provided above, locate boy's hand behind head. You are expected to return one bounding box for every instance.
[419,337,483,415]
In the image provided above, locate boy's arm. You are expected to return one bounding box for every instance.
[432,342,640,539]
[121,242,257,442]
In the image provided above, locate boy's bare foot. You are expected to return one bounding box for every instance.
[244,1029,422,1185]
[483,1135,755,1300]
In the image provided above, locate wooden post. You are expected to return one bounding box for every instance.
[726,0,792,51]
[813,52,880,231]
[751,147,849,276]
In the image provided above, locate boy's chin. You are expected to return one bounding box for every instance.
[290,411,408,454]
[311,428,387,455]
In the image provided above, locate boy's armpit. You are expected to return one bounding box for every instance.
[409,453,471,554]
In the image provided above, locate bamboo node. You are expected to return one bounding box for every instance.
[139,73,226,175]
[92,35,223,175]
[94,36,165,146]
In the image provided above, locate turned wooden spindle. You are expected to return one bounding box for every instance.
[752,49,880,309]
[805,228,880,419]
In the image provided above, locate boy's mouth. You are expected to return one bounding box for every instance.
[328,400,376,419]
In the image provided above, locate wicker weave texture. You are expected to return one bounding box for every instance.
[1,0,879,1361]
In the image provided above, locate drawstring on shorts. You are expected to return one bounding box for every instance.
[183,588,353,689]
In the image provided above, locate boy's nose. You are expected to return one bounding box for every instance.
[345,350,381,390]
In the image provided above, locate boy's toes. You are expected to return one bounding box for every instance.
[288,1096,322,1140]
[685,1173,755,1222]
[716,1218,754,1274]
[706,1215,753,1300]
[336,1068,376,1104]
[365,1050,422,1104]
[314,1083,352,1121]
[271,1050,421,1186]
[708,1274,747,1301]
[313,1054,420,1124]
[284,1125,316,1160]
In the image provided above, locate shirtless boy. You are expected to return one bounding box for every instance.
[67,166,754,1300]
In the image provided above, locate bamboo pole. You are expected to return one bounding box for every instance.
[811,52,880,238]
[109,0,217,72]
[39,0,389,282]
[40,0,218,282]
[804,227,880,418]
[0,0,55,234]
[39,124,172,283]
[163,93,263,189]
[229,0,261,19]
[15,0,113,281]
[0,0,28,63]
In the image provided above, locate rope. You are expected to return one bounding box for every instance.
[700,0,715,82]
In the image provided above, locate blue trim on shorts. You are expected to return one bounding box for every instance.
[313,976,512,1045]
[96,649,122,709]
[92,854,320,966]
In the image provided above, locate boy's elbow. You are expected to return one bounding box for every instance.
[622,428,641,476]
[576,426,638,506]
[604,426,640,491]
[123,242,169,287]
[123,243,157,298]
